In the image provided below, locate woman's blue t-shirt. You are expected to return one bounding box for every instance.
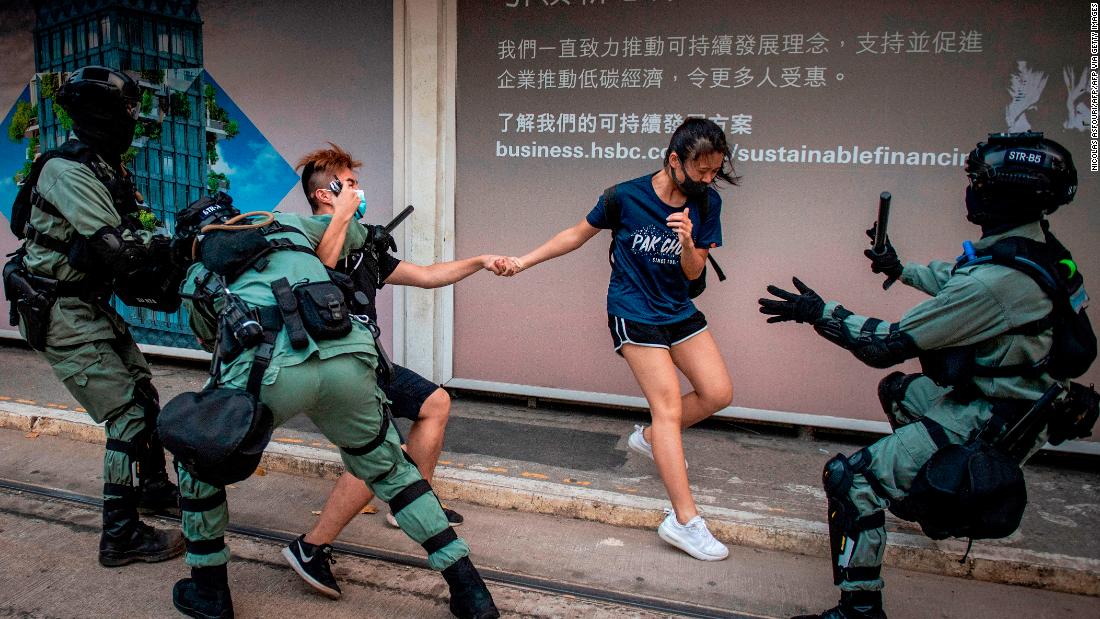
[586,173,723,325]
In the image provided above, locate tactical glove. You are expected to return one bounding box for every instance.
[758,277,825,324]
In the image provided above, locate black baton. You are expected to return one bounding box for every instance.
[872,192,897,290]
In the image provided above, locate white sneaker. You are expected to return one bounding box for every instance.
[626,425,687,469]
[657,509,728,561]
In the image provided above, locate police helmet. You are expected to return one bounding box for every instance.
[175,192,239,241]
[55,66,141,158]
[965,132,1077,225]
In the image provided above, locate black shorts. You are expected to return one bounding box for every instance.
[608,310,708,356]
[381,364,441,420]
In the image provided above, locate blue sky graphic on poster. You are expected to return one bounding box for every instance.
[0,73,297,226]
[202,71,298,214]
[0,86,30,223]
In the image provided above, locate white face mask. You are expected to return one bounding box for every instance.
[353,189,367,219]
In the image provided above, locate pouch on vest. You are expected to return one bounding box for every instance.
[158,387,274,486]
[199,229,271,280]
[294,280,352,341]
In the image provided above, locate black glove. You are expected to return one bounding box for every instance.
[864,224,902,289]
[366,224,398,254]
[758,277,825,324]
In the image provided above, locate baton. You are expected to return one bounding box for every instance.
[872,192,897,290]
[872,192,891,254]
[384,205,415,234]
[998,382,1065,461]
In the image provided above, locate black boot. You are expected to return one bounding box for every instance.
[174,564,234,619]
[99,499,185,567]
[442,557,499,619]
[138,473,181,515]
[792,590,886,619]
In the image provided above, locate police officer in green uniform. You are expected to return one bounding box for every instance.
[757,132,1086,619]
[3,66,184,567]
[169,193,498,619]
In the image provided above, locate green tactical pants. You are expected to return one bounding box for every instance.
[838,375,994,592]
[43,330,160,513]
[179,352,469,571]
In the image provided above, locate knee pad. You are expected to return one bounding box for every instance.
[877,371,920,426]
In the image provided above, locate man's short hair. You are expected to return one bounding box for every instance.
[295,143,363,212]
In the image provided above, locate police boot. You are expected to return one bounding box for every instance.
[173,564,234,619]
[441,557,499,619]
[138,471,180,515]
[99,500,185,567]
[792,590,886,619]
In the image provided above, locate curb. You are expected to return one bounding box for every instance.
[2,403,1098,597]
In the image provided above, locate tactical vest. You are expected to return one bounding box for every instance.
[919,224,1095,386]
[10,139,140,247]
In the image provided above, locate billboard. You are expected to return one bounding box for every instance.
[452,0,1099,425]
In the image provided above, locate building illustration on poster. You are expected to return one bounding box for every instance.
[1,0,298,348]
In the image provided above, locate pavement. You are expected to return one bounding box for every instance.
[3,430,1099,618]
[1,339,1099,606]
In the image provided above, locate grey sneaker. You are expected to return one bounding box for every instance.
[657,509,728,561]
[627,425,687,469]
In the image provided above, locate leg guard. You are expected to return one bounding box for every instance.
[177,461,231,568]
[386,478,461,560]
[132,378,180,513]
[442,556,500,619]
[823,454,886,586]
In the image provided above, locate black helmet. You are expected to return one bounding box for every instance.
[175,192,239,241]
[55,66,141,161]
[965,132,1077,227]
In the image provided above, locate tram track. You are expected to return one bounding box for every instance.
[0,477,764,619]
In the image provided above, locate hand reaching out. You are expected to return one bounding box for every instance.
[492,256,525,277]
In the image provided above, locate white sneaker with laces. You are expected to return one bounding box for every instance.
[657,509,728,561]
[626,425,687,469]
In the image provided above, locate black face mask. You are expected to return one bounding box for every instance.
[671,164,710,200]
[964,184,985,225]
[71,108,137,163]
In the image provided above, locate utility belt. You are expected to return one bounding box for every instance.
[3,249,110,351]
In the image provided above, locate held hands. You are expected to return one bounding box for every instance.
[757,277,826,324]
[864,224,902,289]
[490,256,525,277]
[667,207,694,248]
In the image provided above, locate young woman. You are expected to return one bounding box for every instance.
[499,118,737,560]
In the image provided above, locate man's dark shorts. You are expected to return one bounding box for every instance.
[608,310,708,356]
[382,364,441,420]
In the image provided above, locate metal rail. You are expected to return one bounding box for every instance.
[0,478,764,619]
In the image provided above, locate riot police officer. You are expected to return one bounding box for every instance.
[167,193,498,619]
[2,66,183,566]
[757,132,1091,618]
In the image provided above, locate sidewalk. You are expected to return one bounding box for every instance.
[1,341,1098,597]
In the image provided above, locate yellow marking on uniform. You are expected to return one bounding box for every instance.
[521,471,548,479]
[273,438,305,444]
[15,399,36,405]
[487,467,507,473]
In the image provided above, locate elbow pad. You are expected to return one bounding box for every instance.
[814,317,920,369]
[69,225,149,276]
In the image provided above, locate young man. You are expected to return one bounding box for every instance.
[282,144,505,598]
